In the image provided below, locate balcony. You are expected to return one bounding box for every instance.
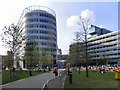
[26,27,56,33]
[26,33,56,38]
[26,39,57,44]
[93,55,119,59]
[26,22,56,28]
[26,16,56,23]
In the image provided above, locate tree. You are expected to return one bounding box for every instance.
[1,24,25,68]
[2,51,13,69]
[38,49,53,72]
[76,16,90,77]
[38,54,43,71]
[1,24,25,79]
[23,41,39,76]
[69,31,86,74]
[40,49,47,72]
[62,55,69,60]
[46,54,53,66]
[69,42,85,74]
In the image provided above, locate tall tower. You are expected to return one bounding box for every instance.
[17,5,57,68]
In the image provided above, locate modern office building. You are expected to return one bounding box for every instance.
[87,25,120,65]
[88,25,112,39]
[69,25,120,65]
[16,5,57,68]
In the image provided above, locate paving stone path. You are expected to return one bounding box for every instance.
[2,71,55,88]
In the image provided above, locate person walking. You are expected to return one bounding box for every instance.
[54,65,58,76]
[47,66,49,71]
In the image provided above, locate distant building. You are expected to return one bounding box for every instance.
[62,54,69,60]
[56,60,67,67]
[57,48,62,60]
[0,55,7,69]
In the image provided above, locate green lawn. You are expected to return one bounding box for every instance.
[0,71,1,85]
[64,69,119,88]
[2,70,45,84]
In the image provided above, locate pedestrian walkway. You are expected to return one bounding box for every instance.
[42,69,67,89]
[2,71,55,88]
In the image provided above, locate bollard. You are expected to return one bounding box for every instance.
[68,68,70,75]
[69,72,72,84]
[30,70,32,76]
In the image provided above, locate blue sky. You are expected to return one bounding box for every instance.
[0,1,118,55]
[50,2,118,54]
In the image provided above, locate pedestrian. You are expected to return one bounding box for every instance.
[54,65,58,76]
[99,67,101,73]
[49,66,51,71]
[13,67,16,76]
[47,66,49,71]
[12,67,16,80]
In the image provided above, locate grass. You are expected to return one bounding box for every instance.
[64,69,119,88]
[0,71,1,85]
[2,70,46,84]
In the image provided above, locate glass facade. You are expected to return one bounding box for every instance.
[88,25,112,39]
[87,30,120,65]
[70,25,120,65]
[16,6,57,68]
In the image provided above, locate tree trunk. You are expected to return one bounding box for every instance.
[10,69,12,80]
[86,53,88,77]
[85,34,88,77]
[29,67,32,76]
[75,66,77,72]
[79,66,80,74]
[86,67,88,77]
[68,67,70,75]
[44,67,46,72]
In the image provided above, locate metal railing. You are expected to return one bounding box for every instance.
[42,69,67,90]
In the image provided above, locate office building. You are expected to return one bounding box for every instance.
[16,5,57,68]
[88,25,112,39]
[70,25,120,65]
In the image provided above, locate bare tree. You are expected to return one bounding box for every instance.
[76,16,90,77]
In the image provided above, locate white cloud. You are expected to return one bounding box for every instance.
[66,16,79,27]
[66,9,95,27]
[81,9,95,23]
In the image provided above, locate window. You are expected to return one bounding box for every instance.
[42,42,46,45]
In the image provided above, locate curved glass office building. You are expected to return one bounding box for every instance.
[17,6,57,68]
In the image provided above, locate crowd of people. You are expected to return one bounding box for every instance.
[88,65,120,72]
[71,65,120,73]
